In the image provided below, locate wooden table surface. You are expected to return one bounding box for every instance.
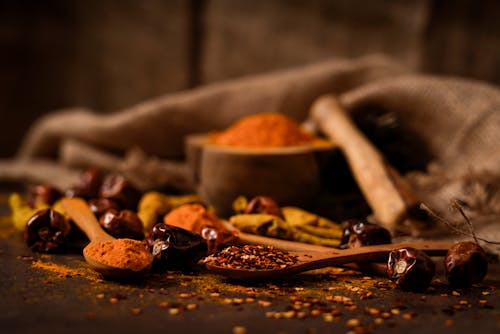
[0,185,498,334]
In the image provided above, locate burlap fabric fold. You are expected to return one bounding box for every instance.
[0,55,498,251]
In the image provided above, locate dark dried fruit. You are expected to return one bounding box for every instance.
[146,223,207,268]
[65,167,104,199]
[243,196,285,219]
[99,209,144,240]
[88,198,120,218]
[100,174,141,210]
[27,184,63,208]
[387,247,435,291]
[340,219,392,249]
[24,208,71,253]
[445,241,488,287]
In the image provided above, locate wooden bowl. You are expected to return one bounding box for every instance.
[185,134,335,217]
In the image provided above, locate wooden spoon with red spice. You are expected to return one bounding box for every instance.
[60,197,153,279]
[205,240,453,281]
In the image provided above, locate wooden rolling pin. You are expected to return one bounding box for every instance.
[310,95,431,236]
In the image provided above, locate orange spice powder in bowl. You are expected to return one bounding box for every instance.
[209,113,317,148]
[185,113,336,217]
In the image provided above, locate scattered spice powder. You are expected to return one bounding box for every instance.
[210,112,316,148]
[83,239,153,272]
[31,259,103,282]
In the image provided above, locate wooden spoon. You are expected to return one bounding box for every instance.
[205,240,453,281]
[60,197,153,279]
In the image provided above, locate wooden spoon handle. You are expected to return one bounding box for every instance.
[61,197,115,242]
[237,232,336,252]
[310,95,418,234]
[239,232,452,257]
[294,240,454,273]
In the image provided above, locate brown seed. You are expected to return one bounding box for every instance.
[232,298,244,305]
[258,300,272,307]
[186,303,197,311]
[169,308,181,315]
[96,293,105,299]
[265,312,275,318]
[159,301,169,308]
[233,326,247,334]
[365,307,380,316]
[380,312,391,319]
[297,311,307,319]
[323,314,334,322]
[109,297,119,304]
[130,308,142,315]
[402,312,415,320]
[346,318,361,327]
[310,309,321,317]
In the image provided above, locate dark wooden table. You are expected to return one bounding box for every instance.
[0,187,498,334]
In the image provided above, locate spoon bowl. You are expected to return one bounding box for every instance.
[205,240,453,281]
[83,250,151,279]
[61,197,153,279]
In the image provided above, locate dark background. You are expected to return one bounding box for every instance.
[1,0,500,157]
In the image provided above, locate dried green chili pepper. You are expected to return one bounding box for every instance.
[229,205,342,247]
[229,214,292,239]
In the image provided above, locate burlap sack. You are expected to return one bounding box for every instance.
[1,55,498,251]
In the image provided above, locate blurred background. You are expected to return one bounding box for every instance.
[1,0,499,158]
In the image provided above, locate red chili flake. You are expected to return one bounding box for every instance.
[203,245,298,270]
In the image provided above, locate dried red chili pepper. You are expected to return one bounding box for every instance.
[243,196,285,219]
[340,219,392,249]
[445,241,488,287]
[146,223,207,269]
[100,174,141,210]
[99,209,144,240]
[27,184,63,208]
[387,247,435,291]
[24,208,71,253]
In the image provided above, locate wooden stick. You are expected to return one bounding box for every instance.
[310,95,425,235]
